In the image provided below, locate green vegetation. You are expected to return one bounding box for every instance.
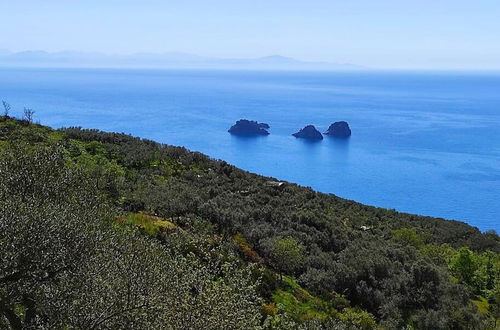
[116,212,177,236]
[1,115,500,329]
[272,276,336,322]
[270,237,304,279]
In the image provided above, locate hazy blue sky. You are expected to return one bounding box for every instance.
[1,0,500,69]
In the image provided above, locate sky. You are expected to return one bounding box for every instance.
[1,0,500,69]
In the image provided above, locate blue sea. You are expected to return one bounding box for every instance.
[1,68,499,232]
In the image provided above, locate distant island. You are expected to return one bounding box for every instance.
[228,119,270,136]
[292,125,323,140]
[0,49,363,70]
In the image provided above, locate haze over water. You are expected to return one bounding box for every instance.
[2,67,499,231]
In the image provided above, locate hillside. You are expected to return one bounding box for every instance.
[1,116,499,329]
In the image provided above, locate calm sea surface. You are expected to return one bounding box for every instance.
[1,68,499,231]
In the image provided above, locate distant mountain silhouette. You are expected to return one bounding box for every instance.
[0,50,364,70]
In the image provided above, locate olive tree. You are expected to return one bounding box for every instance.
[0,144,264,329]
[0,145,111,328]
[270,237,305,279]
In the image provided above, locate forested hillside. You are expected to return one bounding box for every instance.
[1,115,499,329]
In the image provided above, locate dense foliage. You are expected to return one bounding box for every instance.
[1,115,499,329]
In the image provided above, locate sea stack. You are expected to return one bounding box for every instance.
[324,121,351,138]
[228,119,270,136]
[292,125,323,140]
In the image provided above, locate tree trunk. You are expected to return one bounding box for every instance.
[0,300,22,330]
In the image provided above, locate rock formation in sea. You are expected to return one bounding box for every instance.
[324,121,351,137]
[292,125,323,140]
[228,119,270,136]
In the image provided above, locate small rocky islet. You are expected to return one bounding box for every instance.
[228,119,351,140]
[292,125,323,140]
[324,121,351,138]
[227,119,270,136]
